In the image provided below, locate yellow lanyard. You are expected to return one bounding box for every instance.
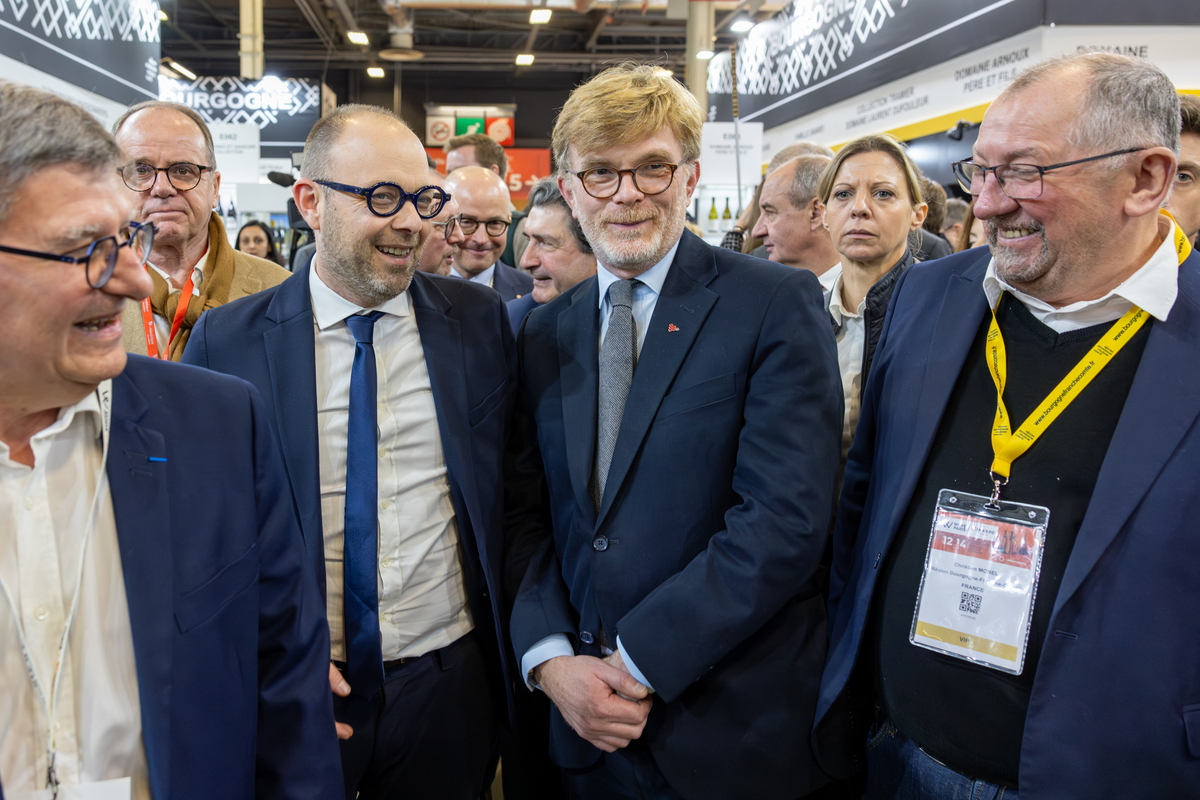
[984,212,1191,497]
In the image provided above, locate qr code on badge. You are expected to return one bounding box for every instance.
[960,592,983,614]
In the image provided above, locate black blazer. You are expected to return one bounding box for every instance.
[492,260,534,302]
[182,265,524,724]
[509,231,843,799]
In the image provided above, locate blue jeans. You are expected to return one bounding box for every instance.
[865,721,1019,800]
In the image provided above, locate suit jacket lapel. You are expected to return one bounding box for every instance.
[558,279,601,520]
[876,265,989,553]
[1053,278,1200,616]
[408,276,483,551]
[262,267,324,583]
[596,235,718,530]
[106,371,173,800]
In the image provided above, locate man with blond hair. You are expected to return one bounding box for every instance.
[509,63,842,799]
[817,52,1199,797]
[112,101,289,360]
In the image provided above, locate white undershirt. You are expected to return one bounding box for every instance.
[0,388,149,799]
[827,273,865,462]
[309,267,473,662]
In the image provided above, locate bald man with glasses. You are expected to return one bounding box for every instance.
[113,100,290,361]
[445,166,533,301]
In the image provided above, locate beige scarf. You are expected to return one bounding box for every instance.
[149,214,235,361]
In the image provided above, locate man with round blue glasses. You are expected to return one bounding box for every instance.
[183,103,528,800]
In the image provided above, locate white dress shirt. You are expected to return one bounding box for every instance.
[519,239,681,693]
[146,246,209,358]
[0,386,150,799]
[983,215,1180,332]
[828,273,865,462]
[452,263,495,288]
[309,267,473,662]
[817,262,842,300]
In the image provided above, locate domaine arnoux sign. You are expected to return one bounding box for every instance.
[706,0,1042,130]
[159,75,321,158]
[0,0,160,105]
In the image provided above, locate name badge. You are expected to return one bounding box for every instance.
[909,489,1048,675]
[12,777,132,800]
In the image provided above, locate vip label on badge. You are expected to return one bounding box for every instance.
[910,490,1048,675]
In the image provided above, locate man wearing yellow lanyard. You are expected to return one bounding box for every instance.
[111,101,290,362]
[813,52,1200,798]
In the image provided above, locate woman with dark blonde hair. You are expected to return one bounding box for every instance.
[818,132,927,460]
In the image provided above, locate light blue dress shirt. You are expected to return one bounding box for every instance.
[519,239,681,693]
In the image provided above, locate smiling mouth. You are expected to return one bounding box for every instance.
[75,313,120,333]
[377,245,412,258]
[998,226,1039,239]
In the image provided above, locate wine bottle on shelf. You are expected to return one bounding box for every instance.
[707,198,719,233]
[721,198,732,231]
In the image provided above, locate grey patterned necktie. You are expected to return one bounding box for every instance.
[592,278,639,511]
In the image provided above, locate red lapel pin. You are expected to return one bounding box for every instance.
[668,323,680,332]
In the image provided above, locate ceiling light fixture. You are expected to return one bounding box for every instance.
[529,9,551,24]
[167,60,197,80]
[347,31,369,45]
[157,9,167,21]
[515,53,535,65]
[730,17,754,32]
[695,49,714,60]
[367,66,385,78]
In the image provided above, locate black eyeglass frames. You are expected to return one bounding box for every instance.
[455,216,510,236]
[951,148,1145,200]
[119,162,212,192]
[0,221,155,289]
[314,180,450,219]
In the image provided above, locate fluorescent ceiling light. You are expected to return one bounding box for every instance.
[347,31,369,45]
[367,66,385,78]
[529,9,552,23]
[157,9,168,20]
[168,60,197,80]
[730,17,754,32]
[515,53,535,65]
[695,49,714,60]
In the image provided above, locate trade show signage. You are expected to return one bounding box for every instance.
[159,75,321,157]
[0,0,159,105]
[699,122,763,185]
[424,146,550,204]
[425,104,517,147]
[707,0,1042,130]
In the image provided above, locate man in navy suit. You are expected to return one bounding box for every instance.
[183,104,526,799]
[815,53,1199,798]
[445,166,533,302]
[509,64,843,799]
[0,82,340,799]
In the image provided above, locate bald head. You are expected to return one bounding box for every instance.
[446,166,512,277]
[419,170,461,276]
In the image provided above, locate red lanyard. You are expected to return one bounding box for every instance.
[140,269,195,359]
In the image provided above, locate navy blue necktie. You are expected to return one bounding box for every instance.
[343,311,384,701]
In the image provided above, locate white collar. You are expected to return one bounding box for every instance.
[596,238,681,307]
[827,271,863,325]
[308,262,411,331]
[983,215,1180,323]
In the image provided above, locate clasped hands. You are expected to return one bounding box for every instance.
[533,650,653,752]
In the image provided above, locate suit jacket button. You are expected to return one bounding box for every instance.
[579,631,594,644]
[593,535,609,551]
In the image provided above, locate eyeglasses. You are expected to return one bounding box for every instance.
[432,218,457,239]
[573,162,683,199]
[951,148,1145,200]
[0,221,155,289]
[456,216,511,236]
[119,162,212,192]
[315,179,449,219]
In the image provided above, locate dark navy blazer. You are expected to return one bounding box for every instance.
[181,266,523,724]
[492,260,533,303]
[0,357,342,800]
[506,293,540,337]
[815,245,1200,795]
[509,230,844,800]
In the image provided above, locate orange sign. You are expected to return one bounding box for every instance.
[426,147,552,206]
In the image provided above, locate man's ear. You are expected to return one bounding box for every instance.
[808,197,824,230]
[1126,147,1176,218]
[558,174,580,220]
[294,179,323,232]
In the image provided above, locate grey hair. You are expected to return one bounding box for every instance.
[112,100,217,167]
[768,140,835,175]
[943,197,969,228]
[1002,52,1180,169]
[301,104,411,185]
[786,154,831,210]
[526,177,592,255]
[0,81,123,223]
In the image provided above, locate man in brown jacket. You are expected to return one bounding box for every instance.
[113,101,289,360]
